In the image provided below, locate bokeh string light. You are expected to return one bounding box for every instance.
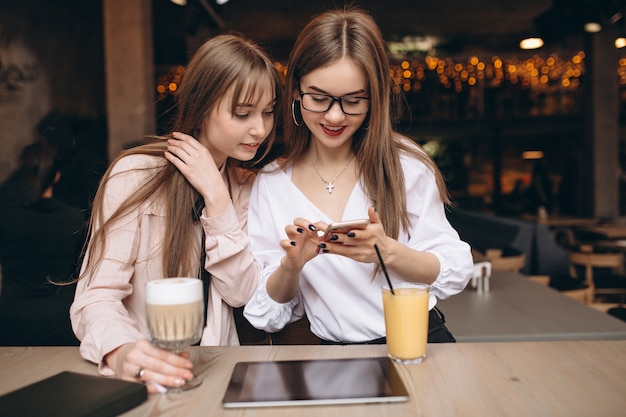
[156,51,626,114]
[389,52,586,94]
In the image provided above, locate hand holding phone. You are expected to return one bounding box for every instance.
[321,219,369,241]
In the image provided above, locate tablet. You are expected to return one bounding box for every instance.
[222,357,409,408]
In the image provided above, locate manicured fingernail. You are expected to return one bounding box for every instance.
[308,224,316,231]
[330,235,339,241]
[146,381,168,394]
[297,227,304,233]
[174,378,185,386]
[347,232,356,238]
[322,249,330,253]
[318,243,327,249]
[290,241,296,246]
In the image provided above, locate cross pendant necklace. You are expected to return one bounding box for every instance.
[310,154,355,194]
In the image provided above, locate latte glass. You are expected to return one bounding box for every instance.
[145,277,204,391]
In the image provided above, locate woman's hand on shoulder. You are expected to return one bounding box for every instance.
[104,339,194,394]
[164,132,230,214]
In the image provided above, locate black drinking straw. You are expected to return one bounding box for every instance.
[374,244,395,295]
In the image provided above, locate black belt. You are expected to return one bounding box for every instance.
[319,307,446,345]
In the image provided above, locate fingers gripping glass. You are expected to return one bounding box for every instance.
[299,91,370,115]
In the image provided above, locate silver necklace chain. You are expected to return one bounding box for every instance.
[309,154,355,194]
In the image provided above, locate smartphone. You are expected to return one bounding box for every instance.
[321,219,369,241]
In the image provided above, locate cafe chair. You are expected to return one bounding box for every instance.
[483,247,526,272]
[552,227,578,249]
[528,275,550,286]
[548,272,593,304]
[567,248,626,304]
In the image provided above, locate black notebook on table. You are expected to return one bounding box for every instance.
[0,371,148,417]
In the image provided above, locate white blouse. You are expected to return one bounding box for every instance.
[244,152,473,343]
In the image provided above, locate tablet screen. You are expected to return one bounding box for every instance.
[222,357,409,408]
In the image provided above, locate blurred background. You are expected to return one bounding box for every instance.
[2,0,626,217]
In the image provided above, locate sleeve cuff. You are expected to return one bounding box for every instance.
[201,202,240,235]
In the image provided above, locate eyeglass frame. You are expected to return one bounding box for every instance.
[298,91,371,115]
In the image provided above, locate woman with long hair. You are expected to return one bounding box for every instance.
[70,33,281,393]
[244,8,473,344]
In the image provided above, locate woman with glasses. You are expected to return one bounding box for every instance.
[244,7,473,344]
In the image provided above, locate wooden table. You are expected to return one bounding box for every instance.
[579,225,626,239]
[520,214,599,228]
[594,239,626,253]
[437,271,626,342]
[1,342,625,417]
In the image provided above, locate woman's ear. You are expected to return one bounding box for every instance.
[292,81,301,100]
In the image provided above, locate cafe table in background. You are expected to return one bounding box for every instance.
[438,271,626,342]
[1,342,625,417]
[520,213,599,228]
[579,224,626,240]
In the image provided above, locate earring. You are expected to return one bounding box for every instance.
[291,99,302,127]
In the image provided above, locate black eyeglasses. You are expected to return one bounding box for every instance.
[299,91,370,115]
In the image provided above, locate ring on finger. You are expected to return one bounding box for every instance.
[134,367,145,379]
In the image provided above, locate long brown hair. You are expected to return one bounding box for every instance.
[282,7,449,239]
[81,33,281,281]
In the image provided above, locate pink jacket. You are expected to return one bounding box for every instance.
[70,154,259,374]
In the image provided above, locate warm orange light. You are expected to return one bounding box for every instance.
[520,38,544,50]
[522,151,544,160]
[584,22,602,33]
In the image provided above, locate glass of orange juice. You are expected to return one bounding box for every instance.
[382,282,430,364]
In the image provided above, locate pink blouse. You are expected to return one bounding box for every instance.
[70,154,259,374]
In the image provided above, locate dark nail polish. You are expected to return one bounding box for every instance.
[290,241,296,246]
[308,224,317,231]
[297,227,304,233]
[322,249,330,253]
[330,235,339,241]
[318,243,327,249]
[347,232,356,238]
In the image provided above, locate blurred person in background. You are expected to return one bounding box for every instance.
[0,142,85,346]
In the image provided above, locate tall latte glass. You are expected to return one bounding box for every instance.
[145,277,204,391]
[382,282,430,364]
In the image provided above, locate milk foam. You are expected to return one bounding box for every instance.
[146,278,203,305]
